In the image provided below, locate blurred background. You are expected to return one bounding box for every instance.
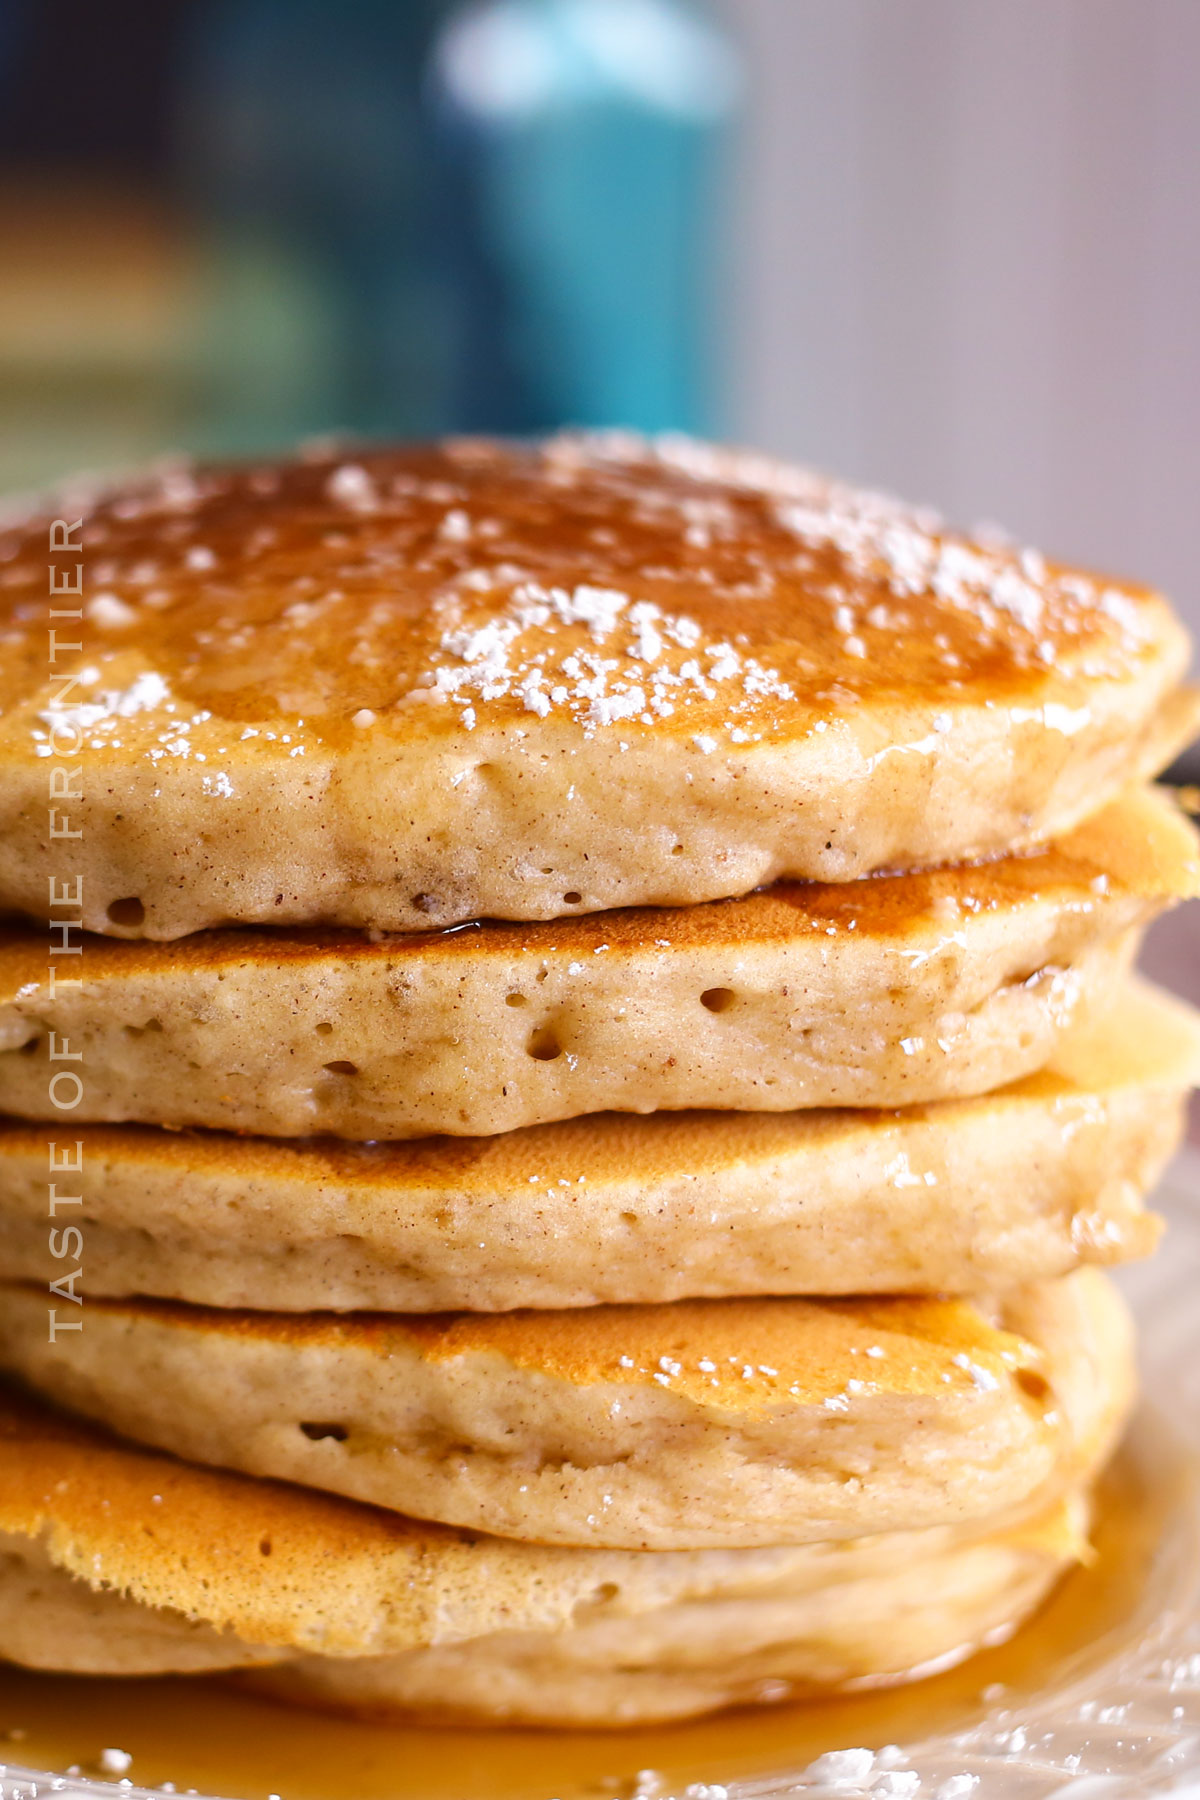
[2,0,1198,631]
[0,1,1197,1004]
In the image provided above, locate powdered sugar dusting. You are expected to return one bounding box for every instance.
[632,432,1139,669]
[325,463,379,512]
[36,668,170,738]
[425,578,794,735]
[0,430,1173,768]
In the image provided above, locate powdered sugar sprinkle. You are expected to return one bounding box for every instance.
[425,578,794,735]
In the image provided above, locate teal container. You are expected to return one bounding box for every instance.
[429,0,741,435]
[175,0,740,442]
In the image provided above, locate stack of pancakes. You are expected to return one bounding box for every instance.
[0,435,1197,1727]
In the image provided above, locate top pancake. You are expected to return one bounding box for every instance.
[0,435,1192,938]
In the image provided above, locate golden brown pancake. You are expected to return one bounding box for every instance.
[1,787,1191,1137]
[0,1271,1130,1550]
[0,436,1193,939]
[0,1370,1124,1725]
[0,979,1190,1308]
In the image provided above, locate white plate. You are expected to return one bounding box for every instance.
[3,1148,1199,1800]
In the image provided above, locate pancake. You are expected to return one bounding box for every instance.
[0,435,1193,941]
[0,1378,1123,1725]
[0,1270,1131,1551]
[0,1491,1091,1726]
[1,787,1192,1138]
[0,979,1190,1308]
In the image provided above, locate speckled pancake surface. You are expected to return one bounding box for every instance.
[0,979,1190,1308]
[1,787,1192,1138]
[0,1370,1123,1724]
[0,1271,1132,1550]
[0,435,1193,939]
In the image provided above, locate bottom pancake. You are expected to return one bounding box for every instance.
[242,1495,1087,1726]
[0,1382,1120,1727]
[0,1270,1132,1550]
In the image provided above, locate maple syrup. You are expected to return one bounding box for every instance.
[0,1411,1192,1800]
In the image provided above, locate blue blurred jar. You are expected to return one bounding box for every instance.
[175,0,740,443]
[428,0,741,436]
